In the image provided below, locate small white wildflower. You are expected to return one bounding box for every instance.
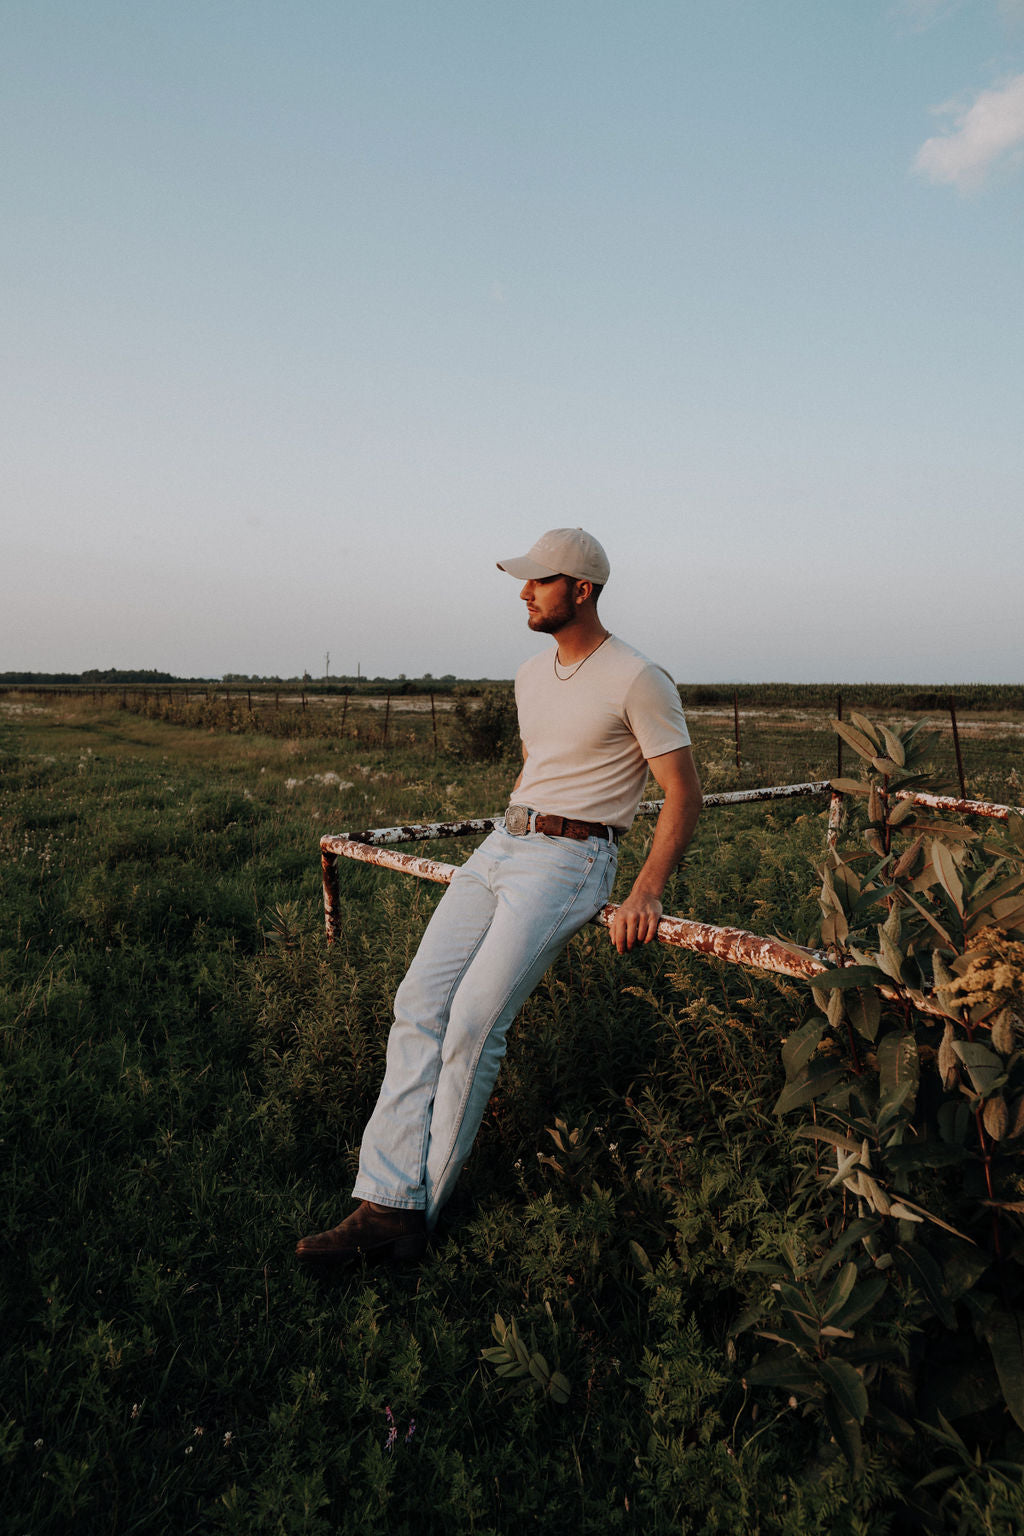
[608,1143,618,1153]
[788,1396,798,1409]
[222,1431,233,1448]
[192,1426,204,1437]
[185,1445,194,1456]
[130,1403,141,1420]
[34,1438,43,1451]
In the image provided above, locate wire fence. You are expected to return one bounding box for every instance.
[3,683,1020,800]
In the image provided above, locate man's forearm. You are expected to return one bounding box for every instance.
[609,747,702,952]
[628,792,701,901]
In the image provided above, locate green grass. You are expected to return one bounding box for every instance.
[2,696,1022,1533]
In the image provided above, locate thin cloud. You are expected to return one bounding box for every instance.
[914,71,1024,189]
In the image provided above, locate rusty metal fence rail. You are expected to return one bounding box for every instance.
[320,781,1024,1021]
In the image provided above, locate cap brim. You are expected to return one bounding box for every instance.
[496,556,559,579]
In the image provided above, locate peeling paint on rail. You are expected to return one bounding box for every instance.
[637,781,831,817]
[318,775,1009,1019]
[319,831,954,1013]
[343,817,499,846]
[893,790,1023,822]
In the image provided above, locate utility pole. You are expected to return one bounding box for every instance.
[324,650,330,681]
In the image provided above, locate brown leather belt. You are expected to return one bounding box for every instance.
[504,805,618,843]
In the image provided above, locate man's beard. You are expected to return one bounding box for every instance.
[527,596,575,634]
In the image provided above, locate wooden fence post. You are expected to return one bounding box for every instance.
[949,696,967,799]
[836,691,843,779]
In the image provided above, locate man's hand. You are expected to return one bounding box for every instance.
[607,745,701,955]
[608,891,663,953]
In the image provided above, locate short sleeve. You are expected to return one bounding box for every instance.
[622,665,691,760]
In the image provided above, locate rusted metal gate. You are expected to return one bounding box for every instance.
[320,781,1022,1019]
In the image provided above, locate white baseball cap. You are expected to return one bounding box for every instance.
[496,527,610,585]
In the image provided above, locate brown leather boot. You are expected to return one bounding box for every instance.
[295,1200,427,1267]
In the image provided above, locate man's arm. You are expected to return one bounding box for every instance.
[511,743,527,794]
[607,746,702,954]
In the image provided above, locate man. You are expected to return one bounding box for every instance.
[296,528,701,1268]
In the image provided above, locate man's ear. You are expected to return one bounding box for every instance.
[574,579,593,606]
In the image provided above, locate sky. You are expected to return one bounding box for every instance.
[3,0,1023,684]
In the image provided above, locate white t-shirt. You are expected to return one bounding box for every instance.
[513,635,691,832]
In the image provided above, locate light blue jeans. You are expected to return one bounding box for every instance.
[352,825,618,1229]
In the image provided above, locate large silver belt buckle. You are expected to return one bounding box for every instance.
[504,804,531,837]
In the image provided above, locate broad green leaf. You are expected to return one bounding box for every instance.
[777,1281,818,1322]
[877,927,906,985]
[878,724,906,767]
[887,797,916,827]
[773,1063,846,1117]
[814,1218,880,1282]
[952,1040,1003,1097]
[821,1262,857,1322]
[983,1094,1009,1140]
[832,860,862,901]
[829,1273,889,1330]
[931,840,964,916]
[819,864,840,906]
[629,1240,654,1273]
[807,965,890,991]
[847,987,882,1043]
[820,1358,869,1423]
[902,718,934,751]
[821,908,849,945]
[823,1393,865,1474]
[781,1018,826,1078]
[848,711,881,748]
[548,1371,571,1404]
[528,1352,550,1385]
[744,1351,821,1393]
[830,777,870,797]
[913,822,975,844]
[989,896,1024,936]
[979,1308,1024,1432]
[833,720,880,763]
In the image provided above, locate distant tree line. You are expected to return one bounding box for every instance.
[2,672,1019,712]
[0,668,190,685]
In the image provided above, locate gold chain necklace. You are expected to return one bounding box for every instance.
[553,632,611,681]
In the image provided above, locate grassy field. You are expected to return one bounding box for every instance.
[2,694,1022,1534]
